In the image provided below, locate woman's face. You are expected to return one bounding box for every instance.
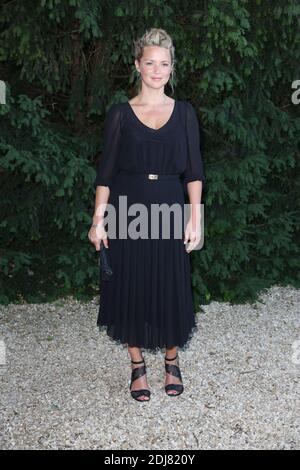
[135,46,172,89]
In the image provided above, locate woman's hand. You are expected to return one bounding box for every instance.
[88,220,108,251]
[184,218,201,253]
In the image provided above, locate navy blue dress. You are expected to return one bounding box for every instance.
[94,100,206,352]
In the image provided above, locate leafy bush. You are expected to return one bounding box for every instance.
[0,0,299,304]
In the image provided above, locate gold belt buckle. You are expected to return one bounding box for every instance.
[148,174,158,180]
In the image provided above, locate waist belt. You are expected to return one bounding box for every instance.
[119,170,180,180]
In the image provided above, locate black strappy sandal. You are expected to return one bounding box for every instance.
[129,358,151,402]
[164,353,184,396]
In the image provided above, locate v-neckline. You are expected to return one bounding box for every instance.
[127,100,177,132]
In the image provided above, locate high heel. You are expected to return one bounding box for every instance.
[129,358,151,402]
[164,353,184,396]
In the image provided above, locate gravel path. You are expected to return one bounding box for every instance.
[0,284,299,450]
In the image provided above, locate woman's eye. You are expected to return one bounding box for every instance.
[145,62,169,66]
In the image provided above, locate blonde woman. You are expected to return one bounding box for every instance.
[88,28,205,402]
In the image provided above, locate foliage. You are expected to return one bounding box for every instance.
[0,0,299,305]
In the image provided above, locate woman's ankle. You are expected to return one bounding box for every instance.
[128,345,143,363]
[165,346,178,360]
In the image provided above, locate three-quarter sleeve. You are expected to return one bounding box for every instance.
[94,104,122,190]
[181,101,206,193]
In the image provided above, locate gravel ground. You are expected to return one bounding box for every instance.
[0,284,299,450]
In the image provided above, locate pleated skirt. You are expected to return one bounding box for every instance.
[97,171,198,352]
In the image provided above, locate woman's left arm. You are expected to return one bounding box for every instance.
[182,102,206,252]
[184,180,203,252]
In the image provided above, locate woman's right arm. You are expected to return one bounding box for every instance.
[88,103,122,251]
[88,186,110,250]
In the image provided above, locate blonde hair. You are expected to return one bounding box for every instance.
[133,28,176,95]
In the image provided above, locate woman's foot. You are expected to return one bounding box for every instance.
[130,358,151,401]
[164,353,184,396]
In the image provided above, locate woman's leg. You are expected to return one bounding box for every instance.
[165,346,183,394]
[128,345,150,401]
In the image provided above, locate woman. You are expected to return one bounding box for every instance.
[88,28,205,402]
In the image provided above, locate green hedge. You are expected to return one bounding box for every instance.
[0,0,299,305]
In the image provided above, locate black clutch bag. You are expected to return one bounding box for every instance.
[99,240,113,281]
